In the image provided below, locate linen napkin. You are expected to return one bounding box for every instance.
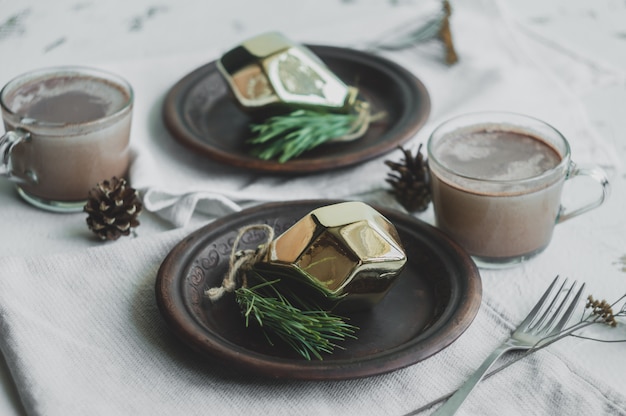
[124,0,621,227]
[1,225,625,416]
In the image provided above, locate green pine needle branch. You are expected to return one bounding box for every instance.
[235,277,358,360]
[248,109,359,163]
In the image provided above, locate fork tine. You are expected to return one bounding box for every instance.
[548,282,585,337]
[539,279,576,331]
[529,277,569,331]
[518,275,561,330]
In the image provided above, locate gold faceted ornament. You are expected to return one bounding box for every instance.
[386,145,432,213]
[217,31,356,114]
[203,201,407,358]
[261,201,407,310]
[84,177,142,241]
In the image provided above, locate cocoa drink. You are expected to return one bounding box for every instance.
[427,112,610,268]
[0,67,133,212]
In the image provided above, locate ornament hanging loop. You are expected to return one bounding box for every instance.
[205,223,275,302]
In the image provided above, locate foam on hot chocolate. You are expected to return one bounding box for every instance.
[7,75,130,124]
[435,126,561,181]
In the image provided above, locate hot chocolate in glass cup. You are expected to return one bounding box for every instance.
[0,66,133,212]
[427,112,610,268]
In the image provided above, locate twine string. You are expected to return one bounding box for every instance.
[204,224,275,302]
[331,100,387,143]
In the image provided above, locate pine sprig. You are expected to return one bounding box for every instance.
[235,277,358,360]
[248,109,358,163]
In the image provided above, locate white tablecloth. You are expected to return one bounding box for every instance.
[1,0,626,415]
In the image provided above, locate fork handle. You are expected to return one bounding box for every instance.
[432,344,512,415]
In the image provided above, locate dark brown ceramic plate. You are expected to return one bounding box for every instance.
[162,45,430,173]
[155,200,481,380]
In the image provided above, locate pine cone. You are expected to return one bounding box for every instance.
[385,145,432,213]
[84,177,142,241]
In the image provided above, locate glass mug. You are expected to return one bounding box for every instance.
[427,112,610,268]
[0,66,133,212]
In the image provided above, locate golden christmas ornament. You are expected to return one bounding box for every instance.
[205,201,407,359]
[261,201,407,310]
[217,31,356,115]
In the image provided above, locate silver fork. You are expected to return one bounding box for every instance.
[432,276,585,416]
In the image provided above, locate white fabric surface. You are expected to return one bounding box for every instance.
[0,227,625,416]
[1,0,626,415]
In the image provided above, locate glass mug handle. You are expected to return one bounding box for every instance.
[557,161,611,223]
[0,128,33,183]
